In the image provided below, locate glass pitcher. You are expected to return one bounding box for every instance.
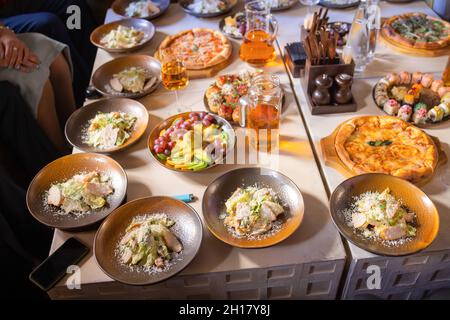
[239,73,282,152]
[239,1,278,65]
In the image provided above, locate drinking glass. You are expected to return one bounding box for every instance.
[299,0,320,14]
[160,48,189,112]
[344,3,369,73]
[239,73,282,152]
[366,0,381,62]
[344,0,380,72]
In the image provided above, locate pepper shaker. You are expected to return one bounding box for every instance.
[334,73,353,104]
[312,74,333,105]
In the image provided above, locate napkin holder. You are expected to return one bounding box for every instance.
[284,42,307,78]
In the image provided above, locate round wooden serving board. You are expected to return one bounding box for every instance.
[320,124,448,186]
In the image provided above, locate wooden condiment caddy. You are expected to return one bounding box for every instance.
[300,7,358,115]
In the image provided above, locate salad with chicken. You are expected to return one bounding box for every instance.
[124,0,160,18]
[110,67,157,93]
[223,186,285,236]
[47,171,114,215]
[100,25,145,49]
[187,0,228,14]
[348,188,417,241]
[118,214,183,269]
[85,112,137,149]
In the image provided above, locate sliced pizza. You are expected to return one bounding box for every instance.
[382,12,450,50]
[158,28,232,70]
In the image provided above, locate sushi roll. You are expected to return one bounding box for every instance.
[431,80,444,93]
[399,71,411,85]
[378,77,390,86]
[438,87,450,99]
[383,99,400,115]
[437,102,450,117]
[411,84,423,98]
[387,73,400,86]
[374,82,388,96]
[427,106,444,122]
[397,105,412,121]
[411,72,423,84]
[421,73,434,88]
[403,94,415,105]
[375,93,389,107]
[413,102,427,113]
[441,92,450,104]
[412,108,427,125]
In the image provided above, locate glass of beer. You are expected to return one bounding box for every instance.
[160,48,189,110]
[239,0,278,65]
[239,73,282,152]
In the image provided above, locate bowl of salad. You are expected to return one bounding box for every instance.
[202,167,304,248]
[26,153,127,230]
[148,111,235,172]
[270,0,297,11]
[94,196,203,285]
[179,0,237,18]
[92,55,161,99]
[90,18,155,53]
[330,173,439,256]
[112,0,171,20]
[65,98,149,154]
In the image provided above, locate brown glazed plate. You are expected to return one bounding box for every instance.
[202,167,304,248]
[26,153,127,231]
[112,0,171,20]
[92,55,162,99]
[65,98,149,154]
[179,0,238,18]
[94,196,203,285]
[90,18,155,53]
[271,0,297,12]
[329,173,439,256]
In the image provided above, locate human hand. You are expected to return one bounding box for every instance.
[0,29,40,72]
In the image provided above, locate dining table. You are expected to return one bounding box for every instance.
[47,0,449,300]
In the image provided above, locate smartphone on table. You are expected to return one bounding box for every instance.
[29,237,89,291]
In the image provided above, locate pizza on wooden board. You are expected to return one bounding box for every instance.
[158,28,232,70]
[334,116,438,183]
[382,12,450,50]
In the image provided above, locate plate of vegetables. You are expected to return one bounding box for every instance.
[148,111,235,172]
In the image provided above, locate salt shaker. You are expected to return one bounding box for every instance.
[334,73,353,104]
[312,74,333,105]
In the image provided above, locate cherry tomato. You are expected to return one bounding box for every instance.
[160,140,168,148]
[181,123,191,130]
[168,141,176,149]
